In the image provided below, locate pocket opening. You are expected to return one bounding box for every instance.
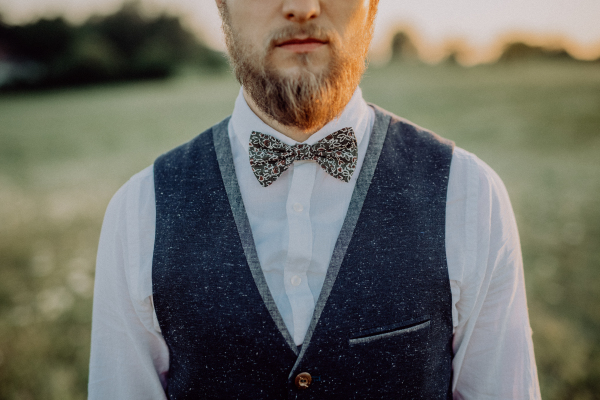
[351,318,431,341]
[348,318,431,346]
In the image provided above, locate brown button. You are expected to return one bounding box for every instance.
[295,372,312,389]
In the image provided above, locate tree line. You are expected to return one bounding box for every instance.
[0,2,227,90]
[389,31,599,65]
[1,6,597,91]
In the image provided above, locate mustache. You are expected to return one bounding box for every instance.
[267,24,334,48]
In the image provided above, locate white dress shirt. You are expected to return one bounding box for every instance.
[89,88,541,399]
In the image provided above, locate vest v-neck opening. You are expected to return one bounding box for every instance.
[213,107,392,360]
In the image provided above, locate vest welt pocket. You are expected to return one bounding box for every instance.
[349,317,431,346]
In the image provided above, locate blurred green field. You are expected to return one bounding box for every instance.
[0,61,599,399]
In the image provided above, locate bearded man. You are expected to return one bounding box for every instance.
[88,0,541,398]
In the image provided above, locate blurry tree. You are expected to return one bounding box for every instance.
[444,51,460,65]
[499,42,575,62]
[442,39,469,66]
[0,17,73,63]
[389,31,418,63]
[65,33,122,84]
[0,2,227,90]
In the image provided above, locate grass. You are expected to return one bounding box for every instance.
[0,61,599,399]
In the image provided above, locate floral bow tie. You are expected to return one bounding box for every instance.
[248,128,358,187]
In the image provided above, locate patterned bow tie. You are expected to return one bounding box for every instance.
[248,127,358,187]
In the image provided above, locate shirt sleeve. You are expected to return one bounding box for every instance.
[88,166,169,400]
[448,149,541,399]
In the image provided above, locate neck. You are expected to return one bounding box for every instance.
[243,89,325,143]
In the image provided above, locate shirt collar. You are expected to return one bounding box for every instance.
[230,86,370,154]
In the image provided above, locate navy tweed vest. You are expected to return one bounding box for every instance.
[152,106,455,399]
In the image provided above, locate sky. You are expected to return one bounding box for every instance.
[1,0,600,64]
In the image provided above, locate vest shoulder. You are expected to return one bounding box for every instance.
[370,104,454,152]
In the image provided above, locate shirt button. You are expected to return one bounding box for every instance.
[295,372,312,389]
[293,203,304,212]
[291,275,301,286]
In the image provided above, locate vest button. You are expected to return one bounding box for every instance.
[294,372,312,389]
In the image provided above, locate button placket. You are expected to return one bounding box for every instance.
[284,161,317,345]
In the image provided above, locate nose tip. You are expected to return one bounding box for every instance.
[282,0,320,23]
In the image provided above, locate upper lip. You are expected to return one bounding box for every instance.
[275,36,328,47]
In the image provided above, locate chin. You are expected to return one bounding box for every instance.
[275,59,329,79]
[270,50,329,77]
[277,64,326,80]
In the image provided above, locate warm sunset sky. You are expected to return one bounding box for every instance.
[2,0,599,63]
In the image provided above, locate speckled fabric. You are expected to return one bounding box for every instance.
[152,105,454,399]
[248,128,358,187]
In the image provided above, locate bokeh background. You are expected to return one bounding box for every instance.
[1,0,599,399]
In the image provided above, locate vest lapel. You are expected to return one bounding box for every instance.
[213,118,299,355]
[289,106,391,374]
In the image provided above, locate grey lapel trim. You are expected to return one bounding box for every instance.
[289,106,392,377]
[212,118,299,355]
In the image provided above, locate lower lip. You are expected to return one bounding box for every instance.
[278,42,326,53]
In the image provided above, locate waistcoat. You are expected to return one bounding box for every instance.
[152,105,455,399]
